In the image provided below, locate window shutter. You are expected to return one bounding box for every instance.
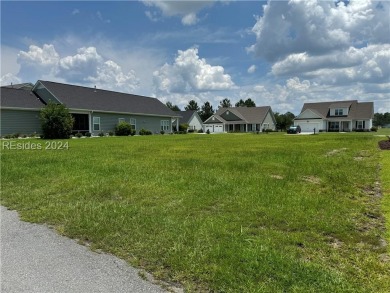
[363,121,365,128]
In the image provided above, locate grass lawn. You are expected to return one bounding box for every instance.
[1,132,389,292]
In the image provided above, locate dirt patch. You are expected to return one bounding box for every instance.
[327,237,343,249]
[302,175,321,184]
[270,174,284,180]
[326,148,348,157]
[379,253,390,263]
[354,157,364,161]
[378,139,390,150]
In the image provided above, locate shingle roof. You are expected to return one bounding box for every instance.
[1,87,44,109]
[177,110,196,124]
[299,100,374,120]
[213,106,273,124]
[36,80,180,117]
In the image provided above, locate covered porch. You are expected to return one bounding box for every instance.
[327,120,352,132]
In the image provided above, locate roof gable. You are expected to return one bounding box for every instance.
[295,108,324,120]
[33,80,179,117]
[215,106,272,124]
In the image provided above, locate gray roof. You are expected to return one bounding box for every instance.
[2,83,34,90]
[205,106,273,124]
[1,87,44,109]
[35,80,180,117]
[299,100,374,120]
[177,110,197,124]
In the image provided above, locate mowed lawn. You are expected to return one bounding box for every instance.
[1,133,389,292]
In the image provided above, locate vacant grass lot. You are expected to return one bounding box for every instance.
[1,133,389,292]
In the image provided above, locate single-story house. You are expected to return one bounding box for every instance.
[203,106,276,133]
[174,110,203,131]
[1,80,181,136]
[294,100,374,132]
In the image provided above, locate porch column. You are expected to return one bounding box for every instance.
[176,118,179,133]
[339,121,341,132]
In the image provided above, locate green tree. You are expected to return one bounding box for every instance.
[199,101,215,121]
[274,111,296,131]
[185,100,200,111]
[244,98,256,107]
[235,98,256,107]
[235,99,246,107]
[166,101,181,111]
[40,101,74,139]
[219,98,232,108]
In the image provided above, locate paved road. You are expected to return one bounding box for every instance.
[0,206,166,293]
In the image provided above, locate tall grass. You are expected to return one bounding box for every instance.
[1,133,389,292]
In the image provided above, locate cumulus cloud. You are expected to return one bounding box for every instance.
[153,47,235,93]
[142,0,214,25]
[249,0,390,61]
[15,44,139,92]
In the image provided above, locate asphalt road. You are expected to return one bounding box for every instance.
[0,206,166,293]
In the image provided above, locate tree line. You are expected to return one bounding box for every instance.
[166,98,257,122]
[373,112,390,127]
[166,98,297,130]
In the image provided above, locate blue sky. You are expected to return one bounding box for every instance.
[1,0,389,114]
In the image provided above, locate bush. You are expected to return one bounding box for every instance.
[198,129,204,133]
[370,127,377,132]
[160,130,165,135]
[188,129,195,133]
[4,134,12,139]
[75,132,83,138]
[40,101,74,139]
[108,131,114,136]
[206,129,210,134]
[98,131,105,137]
[179,123,189,132]
[139,128,152,135]
[12,133,20,138]
[115,121,133,136]
[85,132,92,137]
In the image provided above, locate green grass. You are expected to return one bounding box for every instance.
[1,133,389,292]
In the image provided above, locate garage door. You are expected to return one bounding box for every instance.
[204,124,223,133]
[298,122,321,132]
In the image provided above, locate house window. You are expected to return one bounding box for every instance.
[356,120,364,129]
[329,121,339,131]
[93,117,100,131]
[118,118,125,123]
[335,109,343,116]
[263,123,269,129]
[161,120,169,131]
[130,118,136,130]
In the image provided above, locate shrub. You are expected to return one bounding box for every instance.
[115,121,133,136]
[12,133,20,138]
[75,132,83,138]
[179,123,189,132]
[188,129,195,133]
[206,129,210,134]
[30,133,37,138]
[98,131,105,137]
[40,101,74,139]
[198,129,204,133]
[85,132,92,137]
[370,127,377,132]
[4,134,12,139]
[108,131,114,136]
[160,130,165,135]
[139,128,152,136]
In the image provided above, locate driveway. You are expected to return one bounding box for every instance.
[0,206,166,293]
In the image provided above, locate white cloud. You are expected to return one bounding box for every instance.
[153,47,235,93]
[0,73,21,86]
[72,9,80,16]
[14,44,140,93]
[18,44,59,67]
[96,11,111,23]
[142,0,214,25]
[249,0,390,61]
[247,65,256,74]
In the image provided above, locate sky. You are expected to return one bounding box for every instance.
[1,0,389,114]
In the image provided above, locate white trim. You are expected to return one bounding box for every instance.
[93,116,101,131]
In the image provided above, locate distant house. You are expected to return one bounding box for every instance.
[1,80,181,136]
[294,100,374,132]
[174,110,203,131]
[203,106,276,133]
